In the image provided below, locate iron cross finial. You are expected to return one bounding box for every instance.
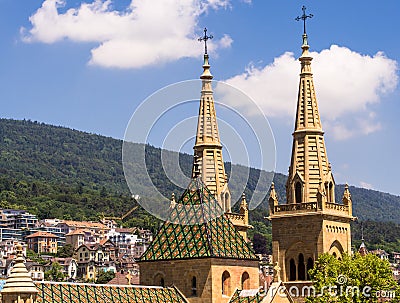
[295,6,313,35]
[198,27,213,55]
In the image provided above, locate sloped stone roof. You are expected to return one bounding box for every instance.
[141,178,256,261]
[35,282,188,303]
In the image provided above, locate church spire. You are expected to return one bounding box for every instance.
[286,7,334,204]
[192,28,231,212]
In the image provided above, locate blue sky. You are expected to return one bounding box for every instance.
[0,0,399,196]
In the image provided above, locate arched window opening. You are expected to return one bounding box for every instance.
[222,271,231,296]
[154,274,165,287]
[306,258,314,280]
[298,253,306,280]
[191,276,197,296]
[289,259,296,281]
[224,192,230,212]
[332,252,337,258]
[295,182,302,203]
[241,272,250,290]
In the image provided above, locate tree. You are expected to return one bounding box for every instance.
[253,233,268,255]
[95,270,115,284]
[45,262,66,282]
[306,253,400,303]
[57,244,74,258]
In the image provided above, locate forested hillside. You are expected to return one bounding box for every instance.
[1,118,400,252]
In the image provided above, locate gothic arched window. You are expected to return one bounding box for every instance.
[298,253,306,280]
[295,182,302,203]
[191,276,197,296]
[241,272,250,290]
[222,271,231,296]
[289,259,296,281]
[306,257,314,280]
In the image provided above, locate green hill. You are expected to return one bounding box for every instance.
[1,118,400,252]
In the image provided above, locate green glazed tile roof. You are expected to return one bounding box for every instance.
[141,178,257,261]
[229,289,265,303]
[35,282,188,303]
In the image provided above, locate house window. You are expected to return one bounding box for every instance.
[222,271,231,296]
[191,276,197,296]
[241,272,250,290]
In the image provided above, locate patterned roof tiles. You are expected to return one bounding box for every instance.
[141,178,256,261]
[35,282,188,303]
[229,289,265,303]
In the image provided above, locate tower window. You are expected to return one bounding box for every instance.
[289,259,296,281]
[224,192,230,212]
[222,271,231,296]
[191,276,197,296]
[154,273,165,287]
[307,257,314,280]
[295,182,302,203]
[241,272,250,290]
[298,253,306,280]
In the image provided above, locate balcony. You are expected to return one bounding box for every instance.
[273,201,350,216]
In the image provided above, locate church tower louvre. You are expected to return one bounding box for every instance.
[269,7,354,283]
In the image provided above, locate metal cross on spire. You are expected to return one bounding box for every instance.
[295,5,313,35]
[198,27,213,55]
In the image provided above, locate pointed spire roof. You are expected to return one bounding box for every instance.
[358,223,368,256]
[140,178,256,261]
[1,244,38,295]
[192,30,231,212]
[286,22,335,205]
[194,53,220,147]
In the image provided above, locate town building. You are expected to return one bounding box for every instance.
[75,239,116,281]
[370,249,390,261]
[50,257,78,281]
[392,252,400,264]
[25,231,58,254]
[0,240,26,258]
[25,261,45,281]
[0,209,38,230]
[55,220,109,242]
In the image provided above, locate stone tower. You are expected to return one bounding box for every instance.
[192,52,231,213]
[269,30,354,282]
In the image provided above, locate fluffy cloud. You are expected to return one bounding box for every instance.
[359,181,373,190]
[21,0,232,68]
[224,45,398,140]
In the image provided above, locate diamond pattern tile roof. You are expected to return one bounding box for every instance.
[229,289,265,303]
[35,282,188,303]
[141,178,257,261]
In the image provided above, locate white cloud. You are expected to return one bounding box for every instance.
[21,0,232,68]
[360,181,373,190]
[224,45,398,140]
